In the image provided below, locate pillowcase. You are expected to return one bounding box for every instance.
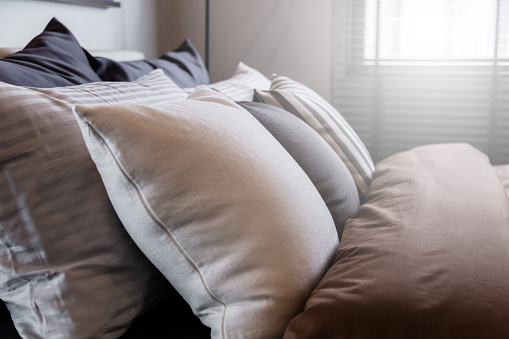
[73,86,339,338]
[284,144,509,338]
[0,17,101,87]
[0,70,186,339]
[185,62,270,101]
[254,75,375,198]
[239,101,359,240]
[88,38,210,88]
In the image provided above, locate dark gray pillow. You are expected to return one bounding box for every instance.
[239,101,360,240]
[0,18,101,87]
[88,39,210,88]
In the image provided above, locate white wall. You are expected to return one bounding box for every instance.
[0,0,123,49]
[0,0,332,99]
[0,0,163,53]
[211,0,332,100]
[0,0,202,57]
[154,0,332,100]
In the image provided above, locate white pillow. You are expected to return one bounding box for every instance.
[185,62,270,101]
[0,70,186,338]
[73,86,338,338]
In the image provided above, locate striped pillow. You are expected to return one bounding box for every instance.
[0,70,185,339]
[254,75,375,197]
[185,62,270,101]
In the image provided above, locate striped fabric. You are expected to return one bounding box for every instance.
[0,70,185,339]
[254,75,375,197]
[184,62,270,101]
[39,69,187,104]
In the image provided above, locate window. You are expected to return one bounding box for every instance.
[332,0,509,163]
[364,0,499,61]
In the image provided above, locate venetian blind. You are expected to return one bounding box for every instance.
[332,0,509,164]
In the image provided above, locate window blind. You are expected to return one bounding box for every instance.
[332,0,509,164]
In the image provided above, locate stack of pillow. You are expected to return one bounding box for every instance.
[0,17,374,339]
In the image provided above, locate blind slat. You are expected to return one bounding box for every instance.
[333,0,509,164]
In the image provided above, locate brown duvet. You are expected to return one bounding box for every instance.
[285,143,509,339]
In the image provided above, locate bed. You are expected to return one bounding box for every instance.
[2,17,509,339]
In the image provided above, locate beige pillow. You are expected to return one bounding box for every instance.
[73,86,338,338]
[285,144,509,338]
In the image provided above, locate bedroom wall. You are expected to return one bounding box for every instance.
[0,0,123,49]
[153,0,333,100]
[0,0,162,54]
[211,0,332,101]
[0,0,332,100]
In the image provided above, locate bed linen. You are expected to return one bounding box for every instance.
[285,143,509,338]
[2,15,509,338]
[72,87,339,339]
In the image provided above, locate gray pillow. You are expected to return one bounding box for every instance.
[239,101,359,240]
[254,74,375,199]
[0,18,102,87]
[73,86,339,338]
[0,70,186,338]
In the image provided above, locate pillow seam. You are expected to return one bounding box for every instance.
[75,108,228,337]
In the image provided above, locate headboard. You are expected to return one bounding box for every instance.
[0,48,145,61]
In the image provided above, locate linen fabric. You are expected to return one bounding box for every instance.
[254,75,375,198]
[239,101,359,240]
[0,70,186,339]
[185,62,270,101]
[284,143,509,339]
[494,164,509,198]
[89,38,210,88]
[73,86,339,339]
[0,18,101,87]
